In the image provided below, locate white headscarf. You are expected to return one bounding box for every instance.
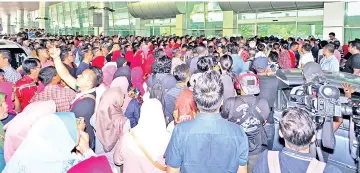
[131,98,170,160]
[3,113,78,173]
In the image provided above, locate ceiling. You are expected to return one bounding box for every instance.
[0,2,60,16]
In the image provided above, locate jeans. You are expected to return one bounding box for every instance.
[264,124,275,150]
[248,153,261,173]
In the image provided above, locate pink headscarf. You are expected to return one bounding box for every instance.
[0,81,15,114]
[68,156,113,173]
[4,100,56,163]
[141,45,149,59]
[96,87,127,152]
[131,67,145,96]
[110,77,132,113]
[101,62,117,88]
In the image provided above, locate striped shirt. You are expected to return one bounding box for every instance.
[2,66,21,84]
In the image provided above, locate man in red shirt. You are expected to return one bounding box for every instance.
[288,42,299,68]
[91,47,105,69]
[15,58,42,111]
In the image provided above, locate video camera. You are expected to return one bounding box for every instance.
[288,75,360,154]
[289,76,360,122]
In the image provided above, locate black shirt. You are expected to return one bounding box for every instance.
[258,75,288,124]
[343,53,360,74]
[71,91,96,150]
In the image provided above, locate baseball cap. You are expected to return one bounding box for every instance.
[252,56,269,72]
[235,71,260,95]
[303,62,323,82]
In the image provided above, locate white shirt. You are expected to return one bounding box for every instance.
[320,55,339,73]
[298,52,314,68]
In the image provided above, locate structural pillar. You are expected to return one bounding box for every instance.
[223,11,237,37]
[39,1,50,32]
[101,2,109,36]
[176,14,186,36]
[323,2,345,44]
[0,18,2,34]
[3,14,11,34]
[16,9,24,31]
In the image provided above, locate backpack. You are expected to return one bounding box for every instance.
[227,97,267,153]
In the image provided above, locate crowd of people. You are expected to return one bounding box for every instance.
[0,31,359,173]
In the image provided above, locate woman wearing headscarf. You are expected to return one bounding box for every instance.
[0,93,9,171]
[130,44,144,69]
[113,66,132,85]
[3,112,97,173]
[111,77,141,128]
[0,71,20,124]
[142,46,155,80]
[3,100,56,163]
[131,67,145,96]
[114,98,170,173]
[90,62,118,128]
[95,87,130,171]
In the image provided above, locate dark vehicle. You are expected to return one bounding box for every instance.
[0,39,28,69]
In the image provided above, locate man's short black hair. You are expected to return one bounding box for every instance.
[329,32,335,37]
[0,50,12,62]
[23,58,40,75]
[38,66,57,85]
[60,47,71,62]
[280,108,315,150]
[350,40,360,51]
[36,47,47,57]
[193,70,224,113]
[302,43,312,52]
[228,43,239,54]
[197,57,212,73]
[290,42,299,48]
[173,64,190,82]
[268,51,279,62]
[257,43,265,52]
[89,66,103,88]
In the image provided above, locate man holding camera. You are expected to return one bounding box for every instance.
[253,107,342,173]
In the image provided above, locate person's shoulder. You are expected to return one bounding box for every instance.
[324,164,343,173]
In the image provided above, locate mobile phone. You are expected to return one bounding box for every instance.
[0,93,5,105]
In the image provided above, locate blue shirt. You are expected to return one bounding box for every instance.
[231,54,245,75]
[165,113,249,173]
[253,148,342,173]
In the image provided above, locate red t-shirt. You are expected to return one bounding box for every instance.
[288,50,296,68]
[92,56,105,69]
[15,75,42,111]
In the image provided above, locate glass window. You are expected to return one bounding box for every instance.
[238,24,255,38]
[345,29,360,43]
[345,2,360,27]
[257,22,297,38]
